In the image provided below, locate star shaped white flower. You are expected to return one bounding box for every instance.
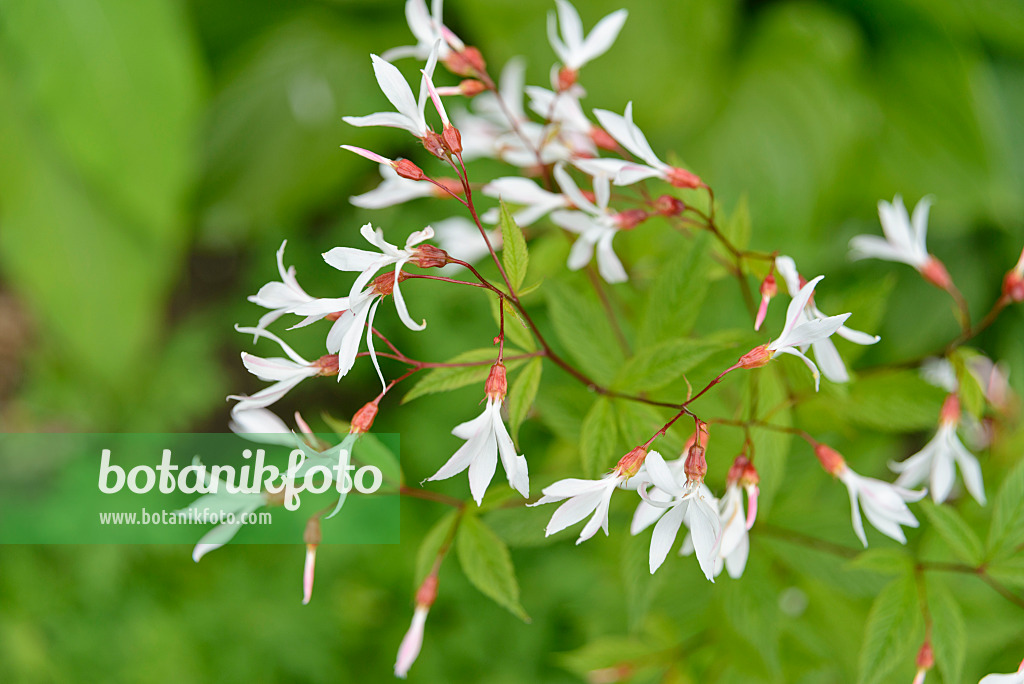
[229,327,332,412]
[247,241,346,335]
[343,47,440,139]
[525,85,598,157]
[549,163,628,283]
[547,0,628,72]
[425,363,529,505]
[382,0,465,62]
[481,176,571,226]
[850,195,952,288]
[890,394,986,505]
[576,102,703,190]
[774,255,880,383]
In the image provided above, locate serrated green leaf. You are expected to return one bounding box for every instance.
[639,233,711,344]
[456,513,529,621]
[414,511,459,587]
[927,578,966,684]
[499,200,529,290]
[489,295,536,352]
[988,458,1024,559]
[507,358,542,444]
[402,348,526,403]
[846,549,914,577]
[580,398,618,477]
[545,279,625,385]
[613,337,724,393]
[858,573,922,684]
[920,500,983,565]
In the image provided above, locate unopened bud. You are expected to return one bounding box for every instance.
[666,167,702,189]
[938,393,960,426]
[371,270,410,296]
[615,446,648,479]
[410,244,449,269]
[485,362,507,400]
[444,46,486,77]
[653,194,685,217]
[415,571,440,608]
[314,354,340,376]
[302,517,320,605]
[614,209,648,230]
[915,641,934,671]
[458,79,487,97]
[813,443,846,477]
[556,66,577,91]
[395,159,427,181]
[684,445,707,483]
[1003,247,1024,302]
[920,256,952,290]
[755,274,777,331]
[442,125,463,156]
[736,344,773,369]
[350,401,379,434]
[590,126,618,151]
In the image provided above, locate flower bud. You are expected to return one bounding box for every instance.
[421,131,447,159]
[938,393,960,427]
[350,400,379,434]
[415,571,440,609]
[813,443,846,477]
[653,194,685,217]
[614,209,648,230]
[684,445,707,483]
[444,46,486,76]
[302,516,320,605]
[920,256,952,290]
[313,354,341,376]
[485,362,507,400]
[590,126,618,151]
[1002,247,1024,302]
[736,344,773,369]
[395,158,427,181]
[666,167,702,189]
[755,274,777,331]
[458,79,487,97]
[556,66,577,91]
[614,445,648,479]
[442,124,463,156]
[410,244,449,269]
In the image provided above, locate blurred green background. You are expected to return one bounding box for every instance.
[1,0,1023,682]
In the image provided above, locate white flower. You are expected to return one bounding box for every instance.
[432,216,501,267]
[343,48,439,138]
[323,223,433,329]
[710,483,752,579]
[481,176,570,226]
[851,195,931,269]
[774,256,880,383]
[531,473,626,544]
[247,241,344,334]
[350,163,436,209]
[576,102,702,190]
[525,86,597,157]
[425,365,528,505]
[229,327,326,412]
[549,163,628,283]
[838,465,924,546]
[979,660,1024,684]
[383,0,465,62]
[891,395,986,505]
[547,0,628,72]
[471,57,527,125]
[637,450,721,580]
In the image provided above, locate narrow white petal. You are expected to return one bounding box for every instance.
[370,54,420,124]
[812,338,849,383]
[595,232,628,283]
[930,448,955,504]
[649,502,686,573]
[576,9,629,68]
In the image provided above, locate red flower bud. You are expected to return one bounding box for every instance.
[1003,248,1024,302]
[415,571,439,608]
[615,445,648,479]
[371,271,410,296]
[736,344,773,369]
[920,256,952,290]
[350,401,379,434]
[443,46,486,77]
[939,393,960,426]
[653,195,685,217]
[556,66,577,91]
[666,167,702,189]
[485,362,507,400]
[395,159,427,181]
[458,79,487,97]
[684,445,707,483]
[442,125,463,156]
[314,354,340,376]
[614,209,648,230]
[590,126,618,151]
[813,443,846,477]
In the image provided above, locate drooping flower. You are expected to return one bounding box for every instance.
[395,572,439,678]
[383,0,465,62]
[547,0,628,84]
[549,163,629,283]
[815,444,925,547]
[229,327,335,412]
[890,394,986,505]
[533,445,648,544]
[425,363,529,505]
[481,176,570,226]
[247,241,341,334]
[774,255,880,383]
[735,276,852,391]
[343,47,440,142]
[684,454,760,580]
[301,517,321,605]
[849,195,952,288]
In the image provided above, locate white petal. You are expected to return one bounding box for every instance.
[644,451,685,497]
[545,489,604,536]
[370,54,420,125]
[595,232,628,283]
[929,447,955,504]
[724,533,749,579]
[576,9,628,68]
[812,338,849,383]
[554,0,584,53]
[343,111,419,134]
[649,502,686,573]
[467,428,498,505]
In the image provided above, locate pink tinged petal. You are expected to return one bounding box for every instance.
[417,45,440,125]
[544,489,605,536]
[340,144,393,165]
[754,295,770,331]
[746,485,759,530]
[394,606,429,679]
[302,547,316,605]
[689,498,723,582]
[649,501,686,573]
[596,232,628,283]
[423,64,450,127]
[343,111,419,135]
[724,532,749,579]
[645,451,686,497]
[929,446,956,504]
[576,8,628,67]
[812,338,849,383]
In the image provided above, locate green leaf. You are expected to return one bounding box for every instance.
[556,636,665,678]
[580,398,619,477]
[722,194,751,253]
[499,200,529,290]
[988,457,1024,559]
[987,555,1024,590]
[456,513,529,621]
[858,573,921,684]
[950,348,987,421]
[507,358,542,444]
[639,232,711,345]
[613,337,724,393]
[483,506,560,548]
[927,578,966,684]
[846,549,914,577]
[402,348,526,403]
[838,370,946,433]
[488,295,536,352]
[920,500,983,565]
[414,511,458,587]
[545,279,625,385]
